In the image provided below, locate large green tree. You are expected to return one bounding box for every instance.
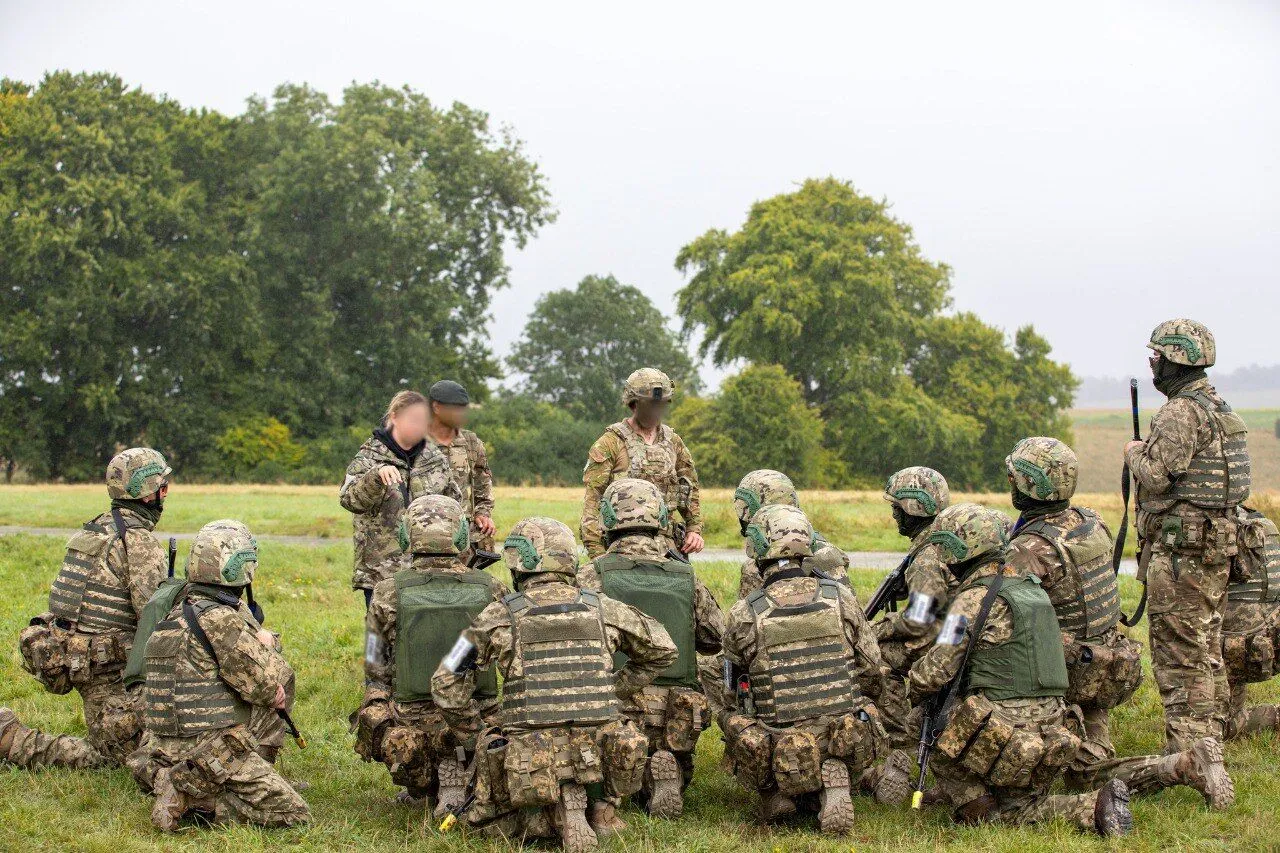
[508,274,699,425]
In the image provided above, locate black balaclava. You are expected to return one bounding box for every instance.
[893,504,933,539]
[1010,481,1070,520]
[111,496,163,526]
[1151,354,1207,398]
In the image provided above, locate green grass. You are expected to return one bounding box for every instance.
[3,534,1279,851]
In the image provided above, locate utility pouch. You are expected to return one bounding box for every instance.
[937,694,994,760]
[664,688,709,753]
[19,614,72,695]
[958,708,1015,777]
[504,730,559,809]
[772,728,822,797]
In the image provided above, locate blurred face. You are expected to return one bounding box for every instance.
[142,481,170,504]
[389,402,429,447]
[632,398,670,428]
[432,401,470,430]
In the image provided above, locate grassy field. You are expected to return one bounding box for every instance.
[2,532,1278,852]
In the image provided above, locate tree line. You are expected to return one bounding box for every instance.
[0,73,1075,490]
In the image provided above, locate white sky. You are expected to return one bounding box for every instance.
[5,0,1278,387]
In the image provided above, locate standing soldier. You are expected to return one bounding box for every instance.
[4,448,171,770]
[426,380,497,551]
[341,390,459,610]
[1005,437,1233,808]
[720,505,888,834]
[1221,505,1280,739]
[432,517,676,852]
[1125,319,1250,750]
[578,478,724,819]
[907,504,1133,837]
[581,368,703,560]
[353,494,508,816]
[135,520,309,831]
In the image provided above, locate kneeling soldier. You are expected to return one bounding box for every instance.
[5,449,171,770]
[136,520,308,831]
[908,504,1132,837]
[1005,437,1232,808]
[1221,505,1280,739]
[432,517,677,852]
[355,494,508,816]
[720,505,889,834]
[578,478,724,819]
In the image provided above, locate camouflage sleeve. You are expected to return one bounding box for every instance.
[672,432,702,534]
[198,606,293,708]
[469,433,494,517]
[577,559,603,592]
[602,596,679,698]
[1125,396,1206,495]
[738,559,762,600]
[877,545,953,643]
[693,577,725,654]
[580,433,622,558]
[906,587,1013,705]
[118,529,167,616]
[363,579,397,695]
[721,600,756,667]
[432,602,509,738]
[488,575,511,601]
[340,449,388,514]
[839,586,887,700]
[1005,535,1066,587]
[415,443,462,502]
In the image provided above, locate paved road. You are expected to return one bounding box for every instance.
[0,526,1139,575]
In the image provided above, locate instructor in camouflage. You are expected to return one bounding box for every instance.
[4,448,171,771]
[432,517,676,852]
[581,368,702,559]
[1124,319,1251,749]
[426,380,497,551]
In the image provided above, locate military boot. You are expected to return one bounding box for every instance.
[1163,737,1235,810]
[647,749,684,819]
[761,790,797,822]
[818,760,855,835]
[0,708,19,762]
[1093,779,1133,838]
[433,757,468,820]
[554,782,598,853]
[151,767,192,832]
[873,749,915,806]
[587,801,628,838]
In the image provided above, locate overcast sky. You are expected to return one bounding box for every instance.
[5,1,1278,389]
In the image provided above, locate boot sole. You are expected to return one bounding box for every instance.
[1190,737,1235,810]
[819,760,855,836]
[1095,779,1133,837]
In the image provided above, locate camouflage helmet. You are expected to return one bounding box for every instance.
[882,467,950,518]
[734,469,799,523]
[745,504,817,563]
[504,517,579,579]
[404,494,470,556]
[185,519,257,588]
[1147,318,1216,367]
[622,367,674,406]
[927,503,1009,566]
[106,447,171,501]
[601,477,668,533]
[1005,437,1078,502]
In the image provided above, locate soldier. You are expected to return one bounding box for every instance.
[426,379,497,551]
[134,520,308,831]
[907,504,1132,836]
[1124,319,1251,749]
[341,390,460,609]
[353,494,508,816]
[4,448,171,771]
[1221,505,1280,740]
[733,469,850,599]
[432,517,677,852]
[581,368,703,560]
[1005,437,1233,808]
[865,466,952,804]
[577,478,724,819]
[720,505,889,834]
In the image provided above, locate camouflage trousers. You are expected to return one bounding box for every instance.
[371,699,495,800]
[624,685,711,790]
[1062,703,1173,793]
[129,702,292,792]
[1146,540,1230,750]
[139,725,309,829]
[1225,680,1280,740]
[1,670,141,769]
[1221,600,1280,740]
[721,708,886,799]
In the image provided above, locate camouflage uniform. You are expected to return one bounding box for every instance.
[578,479,724,819]
[580,368,701,559]
[1222,506,1280,739]
[1005,438,1232,808]
[135,521,309,831]
[1125,319,1250,749]
[720,505,888,834]
[433,428,496,551]
[340,428,460,592]
[3,449,170,770]
[907,504,1132,837]
[355,495,508,815]
[432,517,677,852]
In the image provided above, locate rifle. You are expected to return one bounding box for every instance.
[279,709,307,749]
[468,549,501,571]
[439,735,510,832]
[864,552,912,621]
[166,537,177,578]
[1117,379,1147,627]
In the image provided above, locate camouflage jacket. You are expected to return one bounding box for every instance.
[724,575,887,702]
[339,432,459,590]
[874,527,957,646]
[737,531,850,599]
[581,422,702,557]
[579,532,725,655]
[431,428,494,519]
[431,575,678,740]
[363,556,509,699]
